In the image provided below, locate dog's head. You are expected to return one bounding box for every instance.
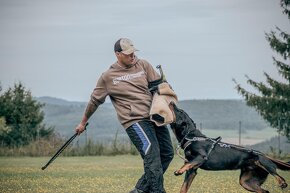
[170,103,197,140]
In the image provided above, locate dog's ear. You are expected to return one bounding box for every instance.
[180,122,188,135]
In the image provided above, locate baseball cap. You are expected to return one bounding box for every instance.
[114,38,139,55]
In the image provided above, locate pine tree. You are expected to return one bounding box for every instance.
[0,82,54,146]
[234,0,290,140]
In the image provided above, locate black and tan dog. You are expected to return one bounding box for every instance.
[170,103,290,193]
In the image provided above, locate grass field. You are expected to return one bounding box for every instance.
[0,155,289,193]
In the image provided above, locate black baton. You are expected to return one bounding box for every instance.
[41,122,89,170]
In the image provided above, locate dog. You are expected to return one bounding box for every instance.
[170,103,290,193]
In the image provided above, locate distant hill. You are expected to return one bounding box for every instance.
[38,96,121,143]
[37,97,273,143]
[37,96,84,106]
[250,136,290,154]
[178,100,268,130]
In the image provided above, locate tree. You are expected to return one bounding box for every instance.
[234,0,290,140]
[0,82,54,146]
[0,117,12,145]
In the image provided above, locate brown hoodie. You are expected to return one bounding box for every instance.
[90,58,160,129]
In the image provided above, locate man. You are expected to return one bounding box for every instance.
[75,38,174,193]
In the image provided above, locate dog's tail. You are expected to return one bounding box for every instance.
[266,156,290,170]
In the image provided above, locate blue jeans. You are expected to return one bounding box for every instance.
[126,120,174,193]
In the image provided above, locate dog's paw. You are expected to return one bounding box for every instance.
[280,182,287,189]
[174,170,183,176]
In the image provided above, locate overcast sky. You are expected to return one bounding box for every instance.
[0,0,289,102]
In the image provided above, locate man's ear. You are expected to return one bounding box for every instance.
[115,52,121,57]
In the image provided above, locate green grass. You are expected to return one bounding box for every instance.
[0,156,289,193]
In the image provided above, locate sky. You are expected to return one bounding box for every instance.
[0,0,289,102]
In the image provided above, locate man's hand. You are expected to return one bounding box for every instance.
[75,123,87,135]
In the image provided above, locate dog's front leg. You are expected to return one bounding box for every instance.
[174,155,204,176]
[180,168,197,193]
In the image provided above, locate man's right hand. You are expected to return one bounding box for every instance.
[75,123,87,135]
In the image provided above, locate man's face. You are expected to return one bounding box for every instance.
[117,52,135,67]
